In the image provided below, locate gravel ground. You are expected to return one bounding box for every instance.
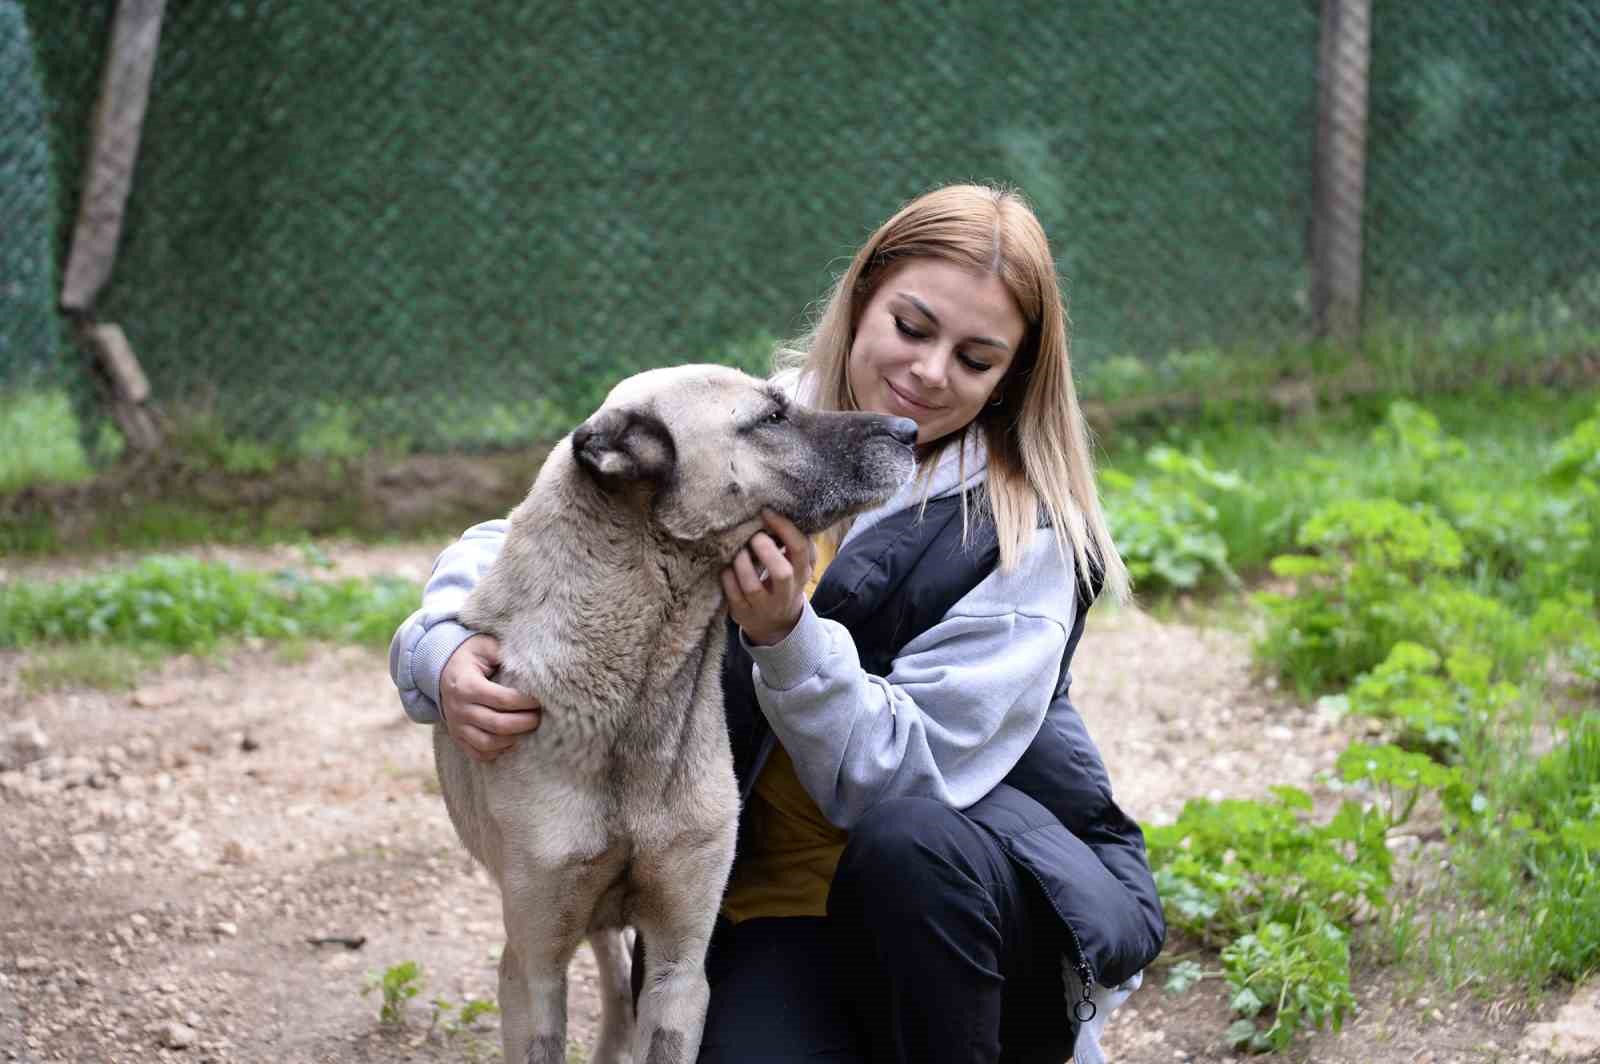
[0,543,1588,1062]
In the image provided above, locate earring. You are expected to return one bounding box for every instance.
[988,394,1006,408]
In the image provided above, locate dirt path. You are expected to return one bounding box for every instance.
[0,544,1578,1062]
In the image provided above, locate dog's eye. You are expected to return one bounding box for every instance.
[766,409,787,425]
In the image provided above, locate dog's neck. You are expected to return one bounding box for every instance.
[464,453,731,742]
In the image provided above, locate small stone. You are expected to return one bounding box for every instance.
[15,955,48,973]
[157,1021,197,1049]
[220,840,257,865]
[169,828,203,859]
[61,755,98,785]
[28,754,64,781]
[1520,980,1600,1059]
[0,720,50,771]
[132,686,184,709]
[213,921,238,937]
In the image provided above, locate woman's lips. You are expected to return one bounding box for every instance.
[885,379,939,413]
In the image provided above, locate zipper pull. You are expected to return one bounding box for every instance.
[1073,960,1097,1023]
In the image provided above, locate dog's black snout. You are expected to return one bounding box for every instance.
[878,416,919,446]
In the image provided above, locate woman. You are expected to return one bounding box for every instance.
[389,184,1164,1063]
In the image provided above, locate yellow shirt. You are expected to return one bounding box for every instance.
[720,534,846,924]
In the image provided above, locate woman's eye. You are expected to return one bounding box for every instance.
[893,316,926,340]
[959,353,993,372]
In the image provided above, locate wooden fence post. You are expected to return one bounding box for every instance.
[1310,0,1371,342]
[59,0,166,452]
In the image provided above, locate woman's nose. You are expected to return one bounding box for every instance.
[910,348,950,390]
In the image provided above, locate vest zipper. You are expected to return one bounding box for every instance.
[1012,845,1098,1024]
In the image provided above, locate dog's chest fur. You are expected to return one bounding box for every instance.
[443,452,737,881]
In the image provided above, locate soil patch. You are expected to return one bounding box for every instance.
[0,544,1578,1062]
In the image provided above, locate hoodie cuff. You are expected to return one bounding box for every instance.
[412,621,477,709]
[743,601,830,692]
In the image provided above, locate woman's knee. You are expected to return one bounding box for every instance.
[830,797,1003,921]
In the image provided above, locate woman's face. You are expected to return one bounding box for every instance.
[847,258,1025,445]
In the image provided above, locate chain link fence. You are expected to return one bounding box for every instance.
[3,0,1597,474]
[1365,2,1600,343]
[1,2,56,391]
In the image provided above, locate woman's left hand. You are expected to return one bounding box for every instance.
[722,509,813,646]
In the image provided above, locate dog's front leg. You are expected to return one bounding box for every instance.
[589,927,636,1064]
[627,831,735,1064]
[499,875,581,1064]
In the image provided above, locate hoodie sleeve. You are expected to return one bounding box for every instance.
[744,527,1077,828]
[387,520,509,723]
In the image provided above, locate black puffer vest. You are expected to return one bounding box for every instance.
[720,490,1166,1007]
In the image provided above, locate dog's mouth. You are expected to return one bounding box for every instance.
[782,440,916,535]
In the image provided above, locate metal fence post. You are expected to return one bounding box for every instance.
[1310,0,1371,343]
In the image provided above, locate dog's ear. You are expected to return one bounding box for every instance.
[571,407,676,485]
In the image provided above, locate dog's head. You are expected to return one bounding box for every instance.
[569,365,916,554]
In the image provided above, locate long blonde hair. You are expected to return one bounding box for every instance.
[777,183,1129,603]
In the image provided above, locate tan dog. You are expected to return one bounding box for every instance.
[434,365,917,1064]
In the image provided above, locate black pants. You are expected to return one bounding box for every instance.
[693,796,1075,1064]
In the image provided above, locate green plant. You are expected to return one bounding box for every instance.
[0,556,419,652]
[1531,593,1600,687]
[1221,913,1356,1053]
[430,993,499,1040]
[1442,713,1600,990]
[1545,401,1600,488]
[1443,486,1591,602]
[1103,445,1245,593]
[1147,784,1400,1049]
[1336,742,1462,823]
[1366,400,1468,505]
[1341,642,1521,762]
[1255,498,1466,693]
[364,960,423,1026]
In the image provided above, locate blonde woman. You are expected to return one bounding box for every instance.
[391,185,1163,1063]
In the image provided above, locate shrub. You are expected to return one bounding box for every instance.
[1147,781,1403,1050]
[1255,498,1465,693]
[1103,445,1245,593]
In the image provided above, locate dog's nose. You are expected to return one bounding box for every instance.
[881,417,918,446]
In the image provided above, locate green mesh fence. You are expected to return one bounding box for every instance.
[1365,2,1600,340]
[3,0,1597,467]
[0,1,57,389]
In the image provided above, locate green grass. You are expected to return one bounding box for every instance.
[1080,307,1599,412]
[0,390,94,491]
[1455,711,1600,986]
[16,642,168,694]
[0,556,420,653]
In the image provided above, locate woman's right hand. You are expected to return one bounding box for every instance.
[440,634,542,762]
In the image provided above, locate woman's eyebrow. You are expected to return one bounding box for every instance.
[896,292,1012,351]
